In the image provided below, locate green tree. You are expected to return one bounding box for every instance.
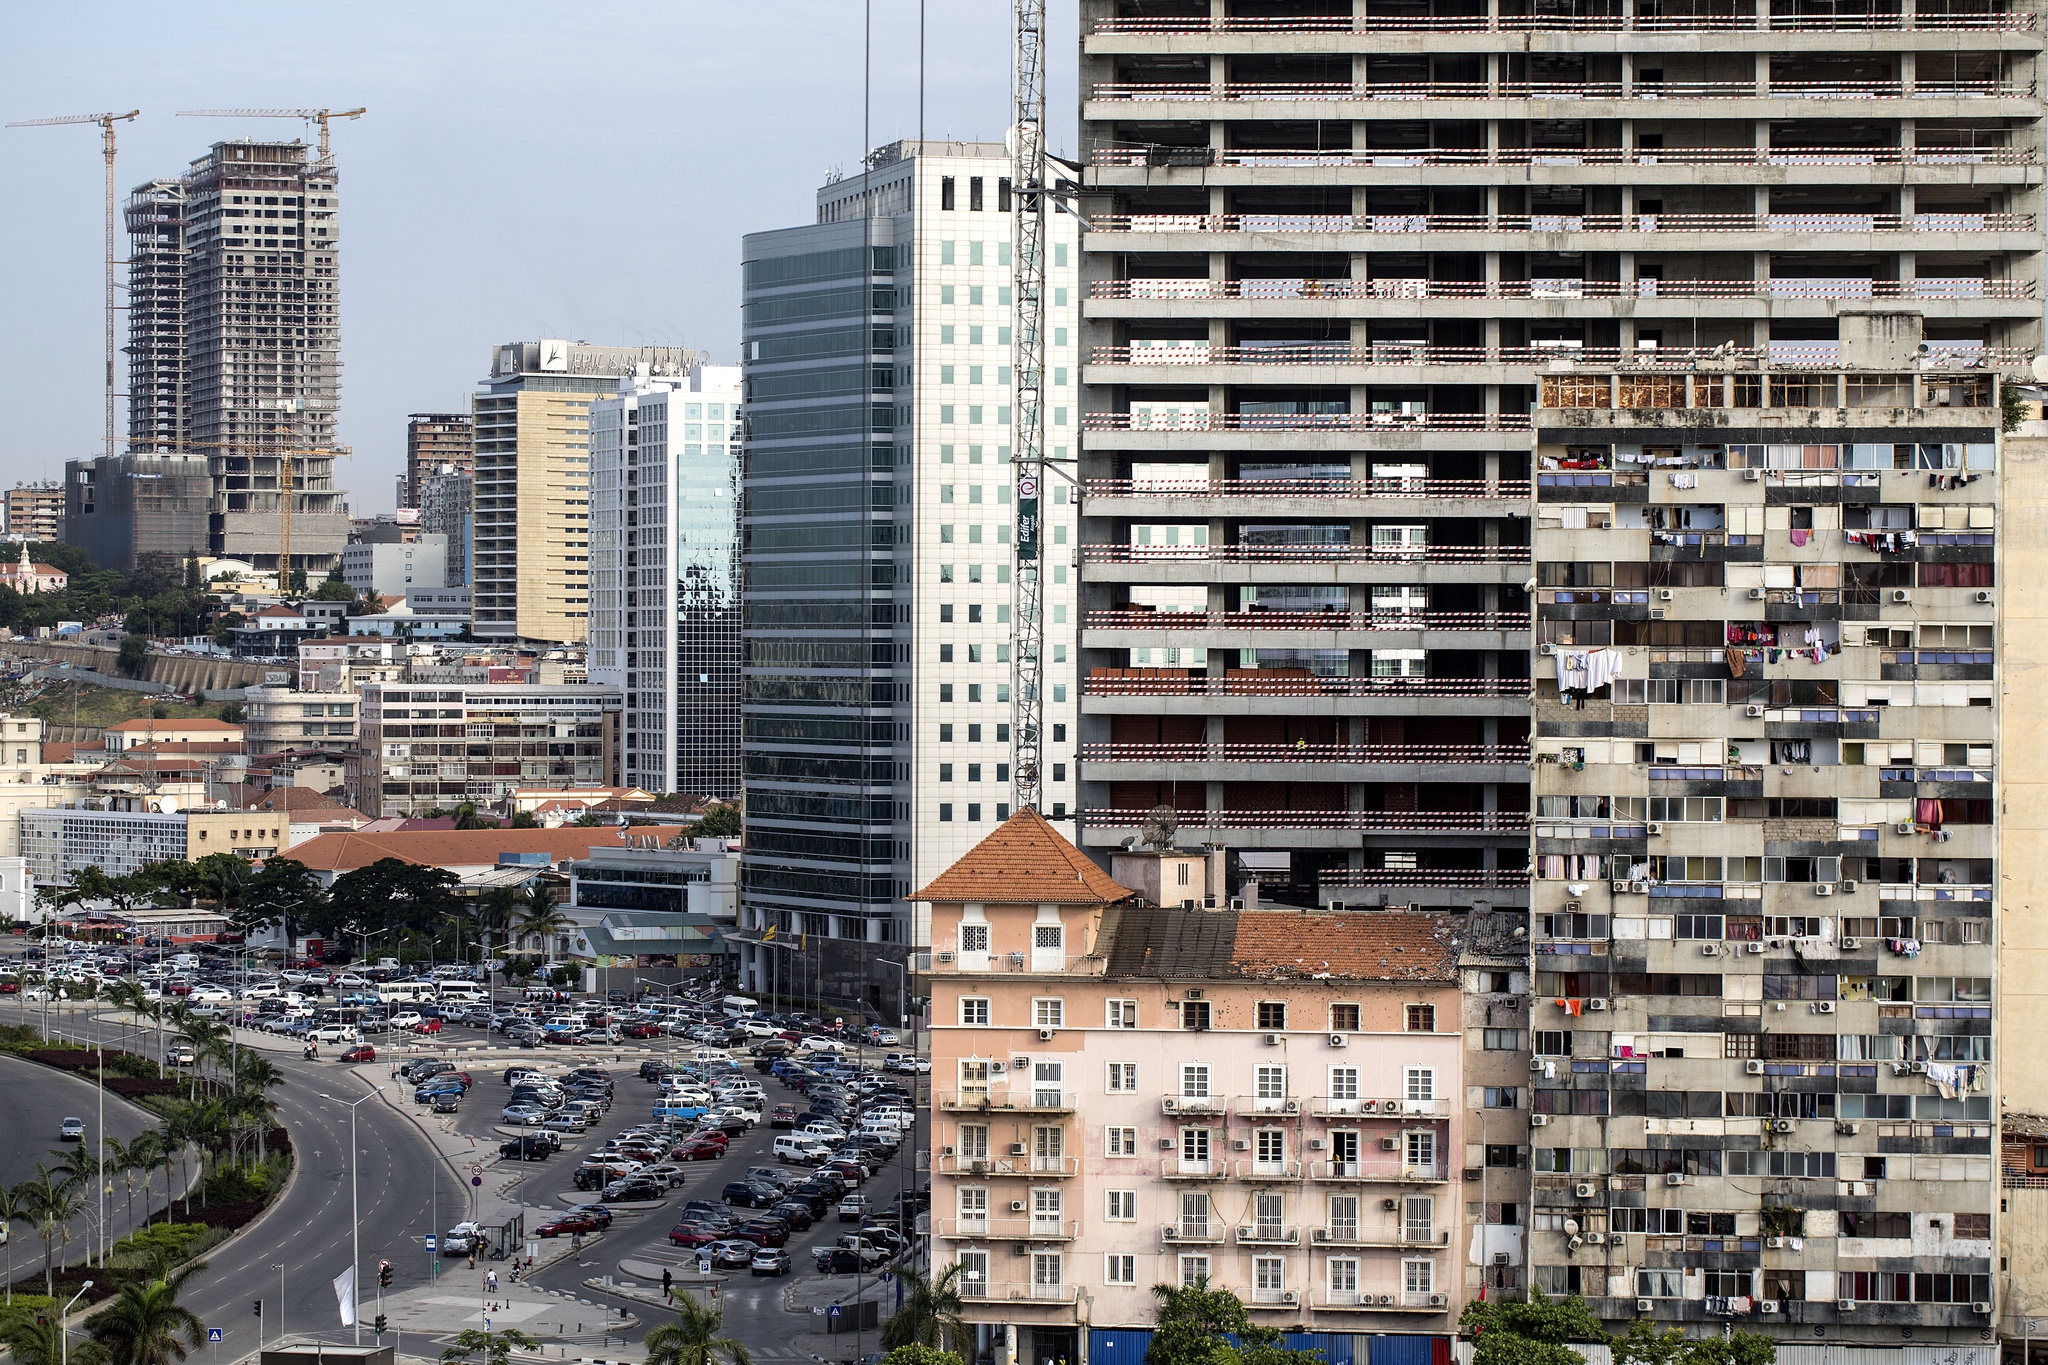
[117,635,150,677]
[0,1181,23,1304]
[641,1296,751,1365]
[1611,1321,1775,1365]
[87,1262,207,1365]
[512,883,571,956]
[1144,1284,1322,1365]
[508,811,538,828]
[215,702,245,725]
[883,1349,960,1365]
[17,1166,86,1295]
[696,803,742,838]
[452,802,496,831]
[190,854,249,913]
[880,1263,968,1351]
[311,576,356,603]
[1459,1290,1612,1365]
[7,1314,108,1365]
[439,1327,540,1365]
[573,809,604,828]
[234,857,324,943]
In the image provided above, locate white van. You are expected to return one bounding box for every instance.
[773,1134,830,1165]
[439,984,487,1006]
[720,994,760,1018]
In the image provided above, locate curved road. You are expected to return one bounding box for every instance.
[1,1052,168,1282]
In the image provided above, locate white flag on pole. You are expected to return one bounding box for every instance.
[332,1265,357,1326]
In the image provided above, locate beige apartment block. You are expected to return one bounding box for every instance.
[918,811,1470,1361]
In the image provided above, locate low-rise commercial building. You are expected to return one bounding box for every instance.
[242,685,360,751]
[344,681,620,817]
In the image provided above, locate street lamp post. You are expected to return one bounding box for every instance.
[59,1281,92,1365]
[318,1087,384,1344]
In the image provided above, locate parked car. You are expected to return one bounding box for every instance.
[440,1223,484,1256]
[534,1214,603,1239]
[499,1136,551,1162]
[601,1177,666,1203]
[749,1248,793,1277]
[667,1223,722,1248]
[708,1239,757,1270]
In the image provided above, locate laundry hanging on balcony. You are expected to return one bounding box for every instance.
[1558,648,1623,692]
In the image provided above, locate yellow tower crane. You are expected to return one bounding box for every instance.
[5,110,141,461]
[174,107,365,161]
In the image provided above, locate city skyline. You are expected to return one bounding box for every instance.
[0,1,1078,512]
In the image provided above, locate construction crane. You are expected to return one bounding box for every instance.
[175,106,365,161]
[6,109,141,461]
[132,427,351,586]
[1008,0,1050,814]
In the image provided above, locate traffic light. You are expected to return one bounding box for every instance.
[374,1315,387,1336]
[378,1261,392,1288]
[253,1301,262,1318]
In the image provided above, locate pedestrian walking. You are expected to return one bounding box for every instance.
[467,1248,476,1269]
[661,1267,672,1303]
[486,1269,498,1295]
[572,1233,584,1264]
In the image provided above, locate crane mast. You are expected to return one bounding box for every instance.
[1009,0,1049,813]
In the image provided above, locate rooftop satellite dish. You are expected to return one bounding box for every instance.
[156,796,178,815]
[2030,355,2048,384]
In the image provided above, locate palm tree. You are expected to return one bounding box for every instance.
[512,882,571,958]
[880,1262,969,1351]
[452,802,495,831]
[18,1165,86,1294]
[475,886,520,965]
[231,1053,281,1165]
[87,1262,207,1365]
[0,1181,23,1304]
[155,1112,195,1219]
[105,1133,151,1240]
[641,1296,751,1365]
[6,1314,107,1365]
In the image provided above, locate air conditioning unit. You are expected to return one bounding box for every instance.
[1010,1200,1027,1212]
[1282,1290,1300,1306]
[1814,884,1834,898]
[1311,1228,1330,1242]
[1495,1251,1512,1264]
[1814,1001,1836,1014]
[1531,1114,1551,1127]
[1381,1136,1401,1151]
[1586,1231,1606,1245]
[1329,1033,1348,1048]
[1973,1302,1993,1315]
[1378,1294,1394,1306]
[1646,822,1664,836]
[1840,880,1858,893]
[1836,1121,1860,1135]
[1012,1056,1029,1069]
[1382,1198,1401,1212]
[1540,643,1557,656]
[1769,1119,1796,1134]
[1755,1300,1781,1314]
[1745,943,1765,955]
[1575,1182,1596,1197]
[936,951,956,963]
[1038,1028,1055,1041]
[1264,1033,1282,1046]
[1429,1294,1449,1308]
[1160,1225,1179,1240]
[1008,1143,1029,1157]
[1185,989,1204,1000]
[1977,591,1993,604]
[1158,1138,1176,1150]
[1282,1099,1302,1116]
[1666,1173,1688,1186]
[1638,1299,1656,1313]
[1232,1138,1251,1151]
[1587,998,1610,1011]
[1893,589,1911,603]
[1896,821,1917,835]
[970,1160,990,1175]
[1743,469,1763,482]
[1842,937,1862,949]
[1748,587,1767,600]
[1911,1061,1928,1074]
[1307,1138,1326,1150]
[1838,1300,1858,1312]
[1767,1236,1786,1248]
[1362,1099,1382,1113]
[1565,900,1584,914]
[1701,944,1720,956]
[1745,1059,1765,1075]
[1529,1056,1546,1071]
[1612,880,1631,893]
[1745,704,1765,718]
[1630,880,1650,893]
[1162,1098,1180,1114]
[1659,589,1674,601]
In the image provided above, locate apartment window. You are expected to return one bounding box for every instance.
[1406,1004,1437,1032]
[1105,1190,1137,1221]
[969,176,984,211]
[1253,1256,1286,1299]
[960,924,989,953]
[939,764,954,781]
[1256,1130,1287,1166]
[1955,1213,1990,1239]
[1032,998,1064,1028]
[941,176,955,210]
[1403,1260,1435,1298]
[959,997,991,1025]
[1329,1066,1361,1100]
[1328,1195,1360,1239]
[1330,1003,1362,1032]
[1180,1063,1212,1099]
[938,720,954,738]
[1329,1258,1360,1295]
[1181,1000,1211,1030]
[1105,1254,1137,1284]
[1179,1255,1211,1288]
[1406,1130,1437,1170]
[958,1187,988,1225]
[1031,1252,1062,1291]
[1106,1126,1138,1155]
[957,1124,989,1159]
[1484,1087,1521,1109]
[1257,1001,1287,1030]
[1484,1028,1526,1050]
[1405,1067,1438,1101]
[1106,1063,1137,1093]
[939,803,953,822]
[1404,1196,1435,1242]
[1255,1065,1288,1101]
[939,644,954,663]
[1106,998,1138,1029]
[1033,924,1062,951]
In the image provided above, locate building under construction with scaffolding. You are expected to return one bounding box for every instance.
[66,138,349,574]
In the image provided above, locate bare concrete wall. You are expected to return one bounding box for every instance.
[0,640,276,693]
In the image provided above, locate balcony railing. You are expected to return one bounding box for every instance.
[1160,1157,1225,1180]
[1085,477,1534,500]
[1237,1224,1304,1246]
[1083,742,1531,765]
[1235,1159,1307,1180]
[1311,1161,1451,1183]
[1089,212,2036,236]
[1090,147,2040,172]
[1090,79,2035,103]
[1319,867,1533,889]
[1086,608,1526,632]
[1310,1096,1456,1118]
[1161,1220,1228,1243]
[937,1090,1080,1113]
[1086,808,1529,834]
[975,1281,1080,1304]
[936,1216,1080,1240]
[1312,1291,1452,1311]
[1090,342,2024,369]
[1091,11,2038,33]
[1083,410,1532,433]
[935,1154,1082,1178]
[1314,1225,1454,1247]
[1081,541,1532,564]
[1086,671,1534,700]
[1161,1095,1229,1117]
[1093,276,2035,304]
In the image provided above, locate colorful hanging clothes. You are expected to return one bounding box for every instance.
[1916,798,1944,829]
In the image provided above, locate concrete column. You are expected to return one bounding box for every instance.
[1901,50,1916,96]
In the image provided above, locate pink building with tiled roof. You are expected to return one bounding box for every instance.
[917,810,1469,1348]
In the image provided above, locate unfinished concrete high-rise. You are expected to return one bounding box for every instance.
[82,138,350,577]
[404,412,473,509]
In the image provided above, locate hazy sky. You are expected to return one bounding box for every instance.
[0,1,1077,513]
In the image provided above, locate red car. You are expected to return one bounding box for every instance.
[339,1045,378,1063]
[667,1224,721,1247]
[0,980,18,995]
[410,1018,443,1034]
[534,1214,602,1238]
[621,1022,662,1039]
[674,1138,729,1162]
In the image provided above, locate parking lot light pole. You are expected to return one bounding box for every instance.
[319,1086,384,1344]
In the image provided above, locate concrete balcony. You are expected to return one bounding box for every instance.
[936,1090,1080,1114]
[1234,1159,1307,1181]
[934,1155,1081,1179]
[1083,670,1532,706]
[1160,1220,1228,1244]
[1319,868,1532,892]
[1309,1096,1457,1119]
[1087,147,2040,181]
[1088,78,2035,107]
[1161,1095,1230,1118]
[1086,747,1528,785]
[1082,478,1531,521]
[1086,741,1530,766]
[1091,275,2034,308]
[1083,542,1529,568]
[1312,1291,1454,1313]
[1087,10,2038,35]
[1087,342,2026,379]
[1083,608,1527,652]
[936,1216,1079,1241]
[1081,410,1533,435]
[1082,809,1528,847]
[1159,1157,1228,1180]
[1310,1162,1452,1184]
[1313,1225,1455,1249]
[966,1281,1080,1305]
[1236,1224,1304,1245]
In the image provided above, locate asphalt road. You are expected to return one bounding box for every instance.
[0,1051,166,1282]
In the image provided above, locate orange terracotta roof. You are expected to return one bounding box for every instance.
[287,825,694,873]
[912,808,1134,905]
[242,786,364,818]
